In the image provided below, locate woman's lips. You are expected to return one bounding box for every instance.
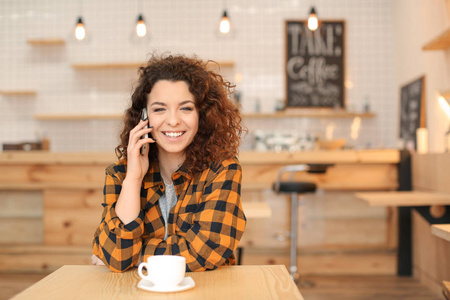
[162,131,185,138]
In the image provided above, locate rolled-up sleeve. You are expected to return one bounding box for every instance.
[92,165,145,272]
[142,159,246,272]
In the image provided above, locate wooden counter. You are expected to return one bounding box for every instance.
[0,149,400,191]
[0,149,400,164]
[0,149,400,275]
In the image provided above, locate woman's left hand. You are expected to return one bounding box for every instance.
[91,254,105,266]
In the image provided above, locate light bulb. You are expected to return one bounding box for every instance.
[136,14,147,37]
[75,17,86,41]
[219,10,230,34]
[439,96,450,119]
[307,7,318,31]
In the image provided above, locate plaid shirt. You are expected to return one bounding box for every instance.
[93,157,246,273]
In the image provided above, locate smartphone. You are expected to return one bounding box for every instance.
[140,108,149,155]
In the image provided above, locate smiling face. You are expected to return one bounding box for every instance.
[147,80,199,162]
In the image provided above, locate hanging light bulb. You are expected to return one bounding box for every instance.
[219,10,231,34]
[439,96,450,119]
[75,17,86,41]
[307,7,319,31]
[136,14,147,37]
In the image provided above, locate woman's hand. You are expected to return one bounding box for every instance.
[125,119,156,182]
[91,254,105,266]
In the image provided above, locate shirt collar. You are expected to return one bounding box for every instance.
[143,161,192,189]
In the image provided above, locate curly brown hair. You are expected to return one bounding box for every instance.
[116,53,245,174]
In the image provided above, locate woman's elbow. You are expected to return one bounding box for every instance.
[106,259,135,273]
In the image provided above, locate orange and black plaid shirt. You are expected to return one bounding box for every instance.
[93,157,246,273]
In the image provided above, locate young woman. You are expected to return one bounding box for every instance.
[92,54,246,272]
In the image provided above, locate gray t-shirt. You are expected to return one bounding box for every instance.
[159,180,178,240]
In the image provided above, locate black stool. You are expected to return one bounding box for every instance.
[273,164,333,284]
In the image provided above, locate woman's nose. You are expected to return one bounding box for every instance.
[167,111,181,126]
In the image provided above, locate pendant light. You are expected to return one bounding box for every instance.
[74,17,86,41]
[135,0,147,38]
[307,6,319,31]
[74,1,86,41]
[219,10,231,35]
[136,15,147,37]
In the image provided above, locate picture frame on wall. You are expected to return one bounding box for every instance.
[399,75,426,150]
[285,20,345,109]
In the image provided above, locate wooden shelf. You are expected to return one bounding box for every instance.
[33,113,122,120]
[207,60,235,67]
[431,224,450,242]
[27,38,65,45]
[71,60,235,70]
[0,90,37,96]
[243,111,375,119]
[423,28,450,50]
[355,191,450,207]
[71,62,143,69]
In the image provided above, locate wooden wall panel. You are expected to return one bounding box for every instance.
[242,164,398,191]
[0,165,105,186]
[412,210,450,296]
[44,189,104,246]
[44,209,101,246]
[412,154,437,192]
[0,191,42,217]
[0,218,42,244]
[44,189,102,209]
[412,153,450,193]
[0,245,91,273]
[0,191,43,244]
[434,154,450,194]
[242,248,396,275]
[240,191,390,249]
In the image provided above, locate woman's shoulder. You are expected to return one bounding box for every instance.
[105,159,128,176]
[207,156,241,174]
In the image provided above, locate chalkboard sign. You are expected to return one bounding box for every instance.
[285,20,345,108]
[399,76,426,148]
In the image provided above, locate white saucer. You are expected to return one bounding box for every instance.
[137,276,195,293]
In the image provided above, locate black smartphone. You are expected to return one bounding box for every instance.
[140,108,149,155]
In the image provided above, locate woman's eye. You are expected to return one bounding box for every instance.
[153,108,165,112]
[181,107,194,111]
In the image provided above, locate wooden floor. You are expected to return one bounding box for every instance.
[2,273,443,300]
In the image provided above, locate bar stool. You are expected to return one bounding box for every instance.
[273,164,332,285]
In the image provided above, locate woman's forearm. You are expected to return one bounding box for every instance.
[115,177,142,225]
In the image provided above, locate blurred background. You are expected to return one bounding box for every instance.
[2,1,450,299]
[3,0,447,152]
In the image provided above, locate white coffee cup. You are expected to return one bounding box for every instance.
[138,255,186,287]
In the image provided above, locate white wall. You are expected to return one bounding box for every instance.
[395,0,450,152]
[0,0,397,152]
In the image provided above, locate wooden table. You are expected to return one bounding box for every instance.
[11,265,303,300]
[356,191,450,276]
[431,224,450,242]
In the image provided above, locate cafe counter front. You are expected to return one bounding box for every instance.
[0,149,400,275]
